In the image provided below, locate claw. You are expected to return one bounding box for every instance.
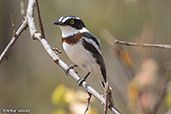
[77,78,85,86]
[77,72,90,86]
[64,64,77,75]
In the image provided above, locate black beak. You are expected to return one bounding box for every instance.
[54,21,63,25]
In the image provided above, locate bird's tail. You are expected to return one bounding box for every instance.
[100,81,105,88]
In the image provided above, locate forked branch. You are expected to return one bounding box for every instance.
[26,0,121,114]
[0,18,28,63]
[0,0,121,114]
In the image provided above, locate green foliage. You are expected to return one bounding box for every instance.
[51,84,98,114]
[51,85,67,105]
[165,91,171,109]
[52,109,67,114]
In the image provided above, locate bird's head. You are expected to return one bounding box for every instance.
[54,16,88,37]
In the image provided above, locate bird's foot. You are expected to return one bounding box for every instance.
[64,64,78,75]
[77,78,86,86]
[77,72,90,86]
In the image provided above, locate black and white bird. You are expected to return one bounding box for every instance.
[54,16,107,85]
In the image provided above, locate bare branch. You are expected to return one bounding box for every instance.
[20,0,25,17]
[10,13,16,37]
[27,0,39,40]
[84,93,92,114]
[0,18,28,64]
[26,0,121,114]
[115,40,171,49]
[35,0,45,38]
[104,82,109,114]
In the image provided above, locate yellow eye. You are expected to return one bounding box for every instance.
[70,20,74,25]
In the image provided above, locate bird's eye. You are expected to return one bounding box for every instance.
[70,20,75,25]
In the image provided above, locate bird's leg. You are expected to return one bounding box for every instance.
[64,64,78,75]
[77,72,90,86]
[52,48,62,54]
[84,92,92,114]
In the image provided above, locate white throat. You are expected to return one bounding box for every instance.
[59,26,89,38]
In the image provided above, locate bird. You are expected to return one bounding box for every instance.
[54,16,107,85]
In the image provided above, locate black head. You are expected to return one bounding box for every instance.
[54,16,86,30]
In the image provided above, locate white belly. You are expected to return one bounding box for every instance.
[62,41,101,75]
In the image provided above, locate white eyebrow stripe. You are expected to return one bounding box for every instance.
[60,16,81,23]
[62,17,71,23]
[75,17,80,20]
[58,16,63,22]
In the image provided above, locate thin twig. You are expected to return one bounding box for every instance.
[84,93,92,114]
[115,40,171,49]
[26,0,121,114]
[104,82,109,114]
[10,13,16,37]
[100,30,135,80]
[0,18,28,64]
[35,0,45,38]
[20,0,25,17]
[108,87,115,108]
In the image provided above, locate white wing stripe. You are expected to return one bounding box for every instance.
[83,37,102,55]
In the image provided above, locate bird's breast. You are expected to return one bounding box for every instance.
[62,41,92,64]
[62,32,82,45]
[62,41,99,72]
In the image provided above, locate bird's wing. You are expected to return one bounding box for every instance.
[82,32,101,49]
[82,36,106,82]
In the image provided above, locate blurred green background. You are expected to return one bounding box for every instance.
[0,0,171,114]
